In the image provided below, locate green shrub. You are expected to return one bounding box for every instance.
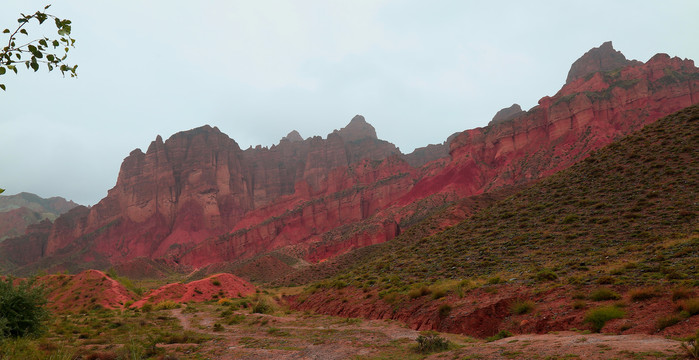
[431,289,447,300]
[251,300,273,314]
[590,288,621,301]
[572,300,586,310]
[438,303,452,317]
[534,269,558,282]
[656,315,680,331]
[487,276,503,285]
[584,306,625,332]
[672,287,694,301]
[408,286,431,299]
[211,279,221,286]
[0,277,49,338]
[153,300,180,311]
[511,300,535,315]
[415,331,450,353]
[486,330,513,342]
[226,314,245,325]
[628,287,659,302]
[681,298,699,316]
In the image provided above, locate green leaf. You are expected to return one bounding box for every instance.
[30,61,39,72]
[52,40,59,47]
[39,39,47,47]
[20,29,28,35]
[46,54,54,62]
[28,44,37,53]
[2,29,9,34]
[0,67,5,75]
[0,188,5,194]
[0,84,5,91]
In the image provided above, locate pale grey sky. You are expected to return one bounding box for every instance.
[1,1,698,205]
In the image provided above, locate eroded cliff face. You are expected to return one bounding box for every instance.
[37,120,412,268]
[6,43,699,274]
[402,50,698,203]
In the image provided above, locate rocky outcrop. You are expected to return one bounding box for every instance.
[281,130,304,143]
[566,41,641,83]
[488,104,525,126]
[3,43,698,275]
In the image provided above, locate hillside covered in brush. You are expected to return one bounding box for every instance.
[327,104,698,290]
[290,104,698,338]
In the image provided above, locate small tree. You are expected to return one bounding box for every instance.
[1,4,77,91]
[0,277,49,338]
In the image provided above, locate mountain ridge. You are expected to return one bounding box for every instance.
[1,42,697,276]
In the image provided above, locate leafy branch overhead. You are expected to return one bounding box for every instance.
[0,4,77,91]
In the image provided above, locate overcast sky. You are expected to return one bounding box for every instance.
[1,1,697,206]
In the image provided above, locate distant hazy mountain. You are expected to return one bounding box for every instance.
[0,192,79,241]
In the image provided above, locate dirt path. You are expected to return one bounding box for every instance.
[165,306,689,359]
[431,331,685,360]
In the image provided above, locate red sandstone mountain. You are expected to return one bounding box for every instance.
[1,42,697,276]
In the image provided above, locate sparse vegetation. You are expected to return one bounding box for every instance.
[628,287,659,302]
[486,330,513,342]
[682,332,699,359]
[252,300,273,314]
[415,331,450,353]
[590,288,621,302]
[510,300,535,315]
[584,306,625,332]
[681,298,699,316]
[655,315,680,331]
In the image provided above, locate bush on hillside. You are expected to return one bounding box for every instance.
[584,306,625,332]
[415,331,450,353]
[0,277,49,338]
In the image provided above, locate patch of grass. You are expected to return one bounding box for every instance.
[510,300,535,315]
[534,269,558,282]
[431,288,447,300]
[571,300,587,310]
[153,300,180,311]
[584,306,625,332]
[628,287,659,302]
[590,288,620,301]
[415,331,450,354]
[438,303,452,317]
[681,298,699,316]
[672,287,694,301]
[408,286,432,299]
[252,300,273,314]
[655,315,681,331]
[486,330,513,342]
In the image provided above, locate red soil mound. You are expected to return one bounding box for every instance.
[131,273,255,308]
[41,269,136,312]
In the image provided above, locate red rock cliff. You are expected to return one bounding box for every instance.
[6,43,699,274]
